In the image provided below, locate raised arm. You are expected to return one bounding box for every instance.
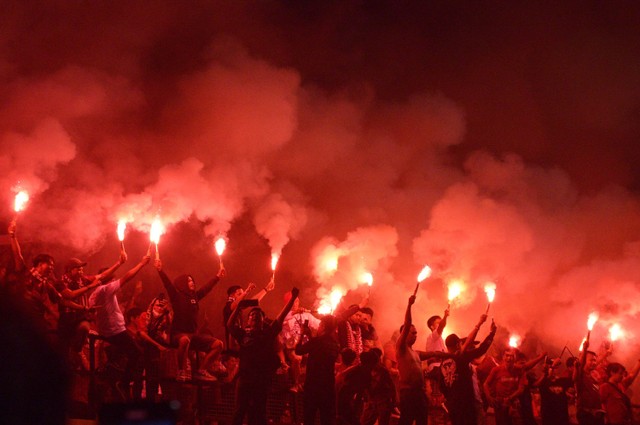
[465,319,497,361]
[252,277,274,302]
[95,251,127,283]
[8,220,26,271]
[519,351,547,371]
[397,295,415,353]
[436,307,450,335]
[154,259,177,297]
[623,359,640,388]
[196,266,226,299]
[120,255,151,287]
[461,313,488,353]
[60,277,101,300]
[275,287,299,326]
[231,282,257,311]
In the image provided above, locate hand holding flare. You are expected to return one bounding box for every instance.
[414,265,432,296]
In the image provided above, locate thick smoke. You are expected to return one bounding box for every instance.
[2,1,640,384]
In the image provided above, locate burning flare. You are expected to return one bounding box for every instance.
[508,335,520,348]
[117,220,127,242]
[417,265,432,283]
[14,190,29,213]
[484,282,496,303]
[587,312,599,331]
[271,253,280,271]
[150,218,163,245]
[326,257,339,272]
[579,337,587,352]
[215,237,226,256]
[362,272,373,287]
[447,280,464,302]
[317,289,344,315]
[609,323,624,342]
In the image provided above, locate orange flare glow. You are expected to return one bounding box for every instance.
[447,280,464,301]
[215,237,226,256]
[317,289,344,315]
[508,335,520,348]
[117,220,126,242]
[587,312,599,331]
[609,324,624,342]
[484,282,496,303]
[271,253,279,271]
[417,265,432,282]
[150,218,163,245]
[362,272,373,287]
[325,257,339,272]
[14,190,29,213]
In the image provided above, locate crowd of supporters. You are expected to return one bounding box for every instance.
[1,219,639,425]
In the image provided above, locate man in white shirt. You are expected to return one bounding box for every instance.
[89,253,150,399]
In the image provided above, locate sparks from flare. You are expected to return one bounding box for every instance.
[414,265,432,296]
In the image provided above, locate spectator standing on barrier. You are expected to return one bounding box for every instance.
[155,258,226,382]
[89,253,150,400]
[223,282,256,353]
[227,286,299,425]
[295,314,340,425]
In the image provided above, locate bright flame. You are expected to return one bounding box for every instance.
[508,335,520,348]
[150,218,163,244]
[362,272,373,287]
[447,280,464,301]
[579,337,587,352]
[609,323,624,342]
[587,312,599,331]
[271,253,279,271]
[14,190,29,212]
[417,265,432,282]
[325,257,339,272]
[317,289,344,315]
[484,282,496,303]
[117,220,126,242]
[215,237,226,256]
